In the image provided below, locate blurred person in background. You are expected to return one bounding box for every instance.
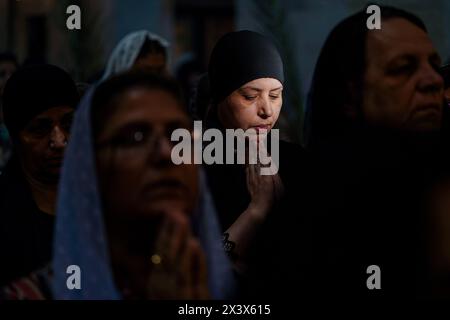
[304,5,446,298]
[1,71,235,300]
[0,52,19,171]
[0,64,79,286]
[175,53,204,107]
[102,30,169,80]
[189,73,210,121]
[0,52,18,97]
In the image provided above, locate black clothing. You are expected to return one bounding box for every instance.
[204,139,309,298]
[0,158,54,286]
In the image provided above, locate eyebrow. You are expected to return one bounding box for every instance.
[388,53,415,63]
[240,86,283,92]
[33,110,74,122]
[30,118,52,126]
[61,112,75,121]
[389,51,441,64]
[113,121,151,132]
[112,118,191,133]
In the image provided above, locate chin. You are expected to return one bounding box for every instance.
[410,118,442,132]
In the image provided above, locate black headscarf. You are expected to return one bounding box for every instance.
[208,30,284,105]
[2,64,78,141]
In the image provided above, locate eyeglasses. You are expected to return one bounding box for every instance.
[96,126,193,159]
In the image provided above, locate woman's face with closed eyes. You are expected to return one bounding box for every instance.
[217,78,283,133]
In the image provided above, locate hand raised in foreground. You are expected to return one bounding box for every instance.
[147,210,209,300]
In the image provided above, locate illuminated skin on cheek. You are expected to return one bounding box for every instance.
[217,78,283,132]
[362,18,444,131]
[18,106,74,183]
[95,88,199,219]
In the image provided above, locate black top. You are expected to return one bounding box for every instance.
[306,128,450,299]
[0,158,54,286]
[204,139,309,298]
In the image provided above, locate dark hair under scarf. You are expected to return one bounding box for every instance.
[305,6,427,149]
[2,64,79,141]
[208,30,284,105]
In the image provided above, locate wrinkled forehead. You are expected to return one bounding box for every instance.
[134,53,166,67]
[239,78,283,92]
[97,87,188,133]
[33,105,75,119]
[366,17,437,63]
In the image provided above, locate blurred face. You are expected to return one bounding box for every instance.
[362,18,444,132]
[95,88,199,297]
[96,88,198,222]
[217,78,283,135]
[18,106,74,185]
[133,53,167,75]
[0,61,17,95]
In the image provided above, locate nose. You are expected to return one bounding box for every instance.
[417,63,444,95]
[49,125,68,149]
[151,134,173,167]
[258,96,274,119]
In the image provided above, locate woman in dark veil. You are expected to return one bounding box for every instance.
[203,30,309,298]
[304,6,448,298]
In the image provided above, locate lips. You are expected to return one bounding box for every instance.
[408,102,443,129]
[414,102,442,115]
[46,156,64,167]
[251,124,271,133]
